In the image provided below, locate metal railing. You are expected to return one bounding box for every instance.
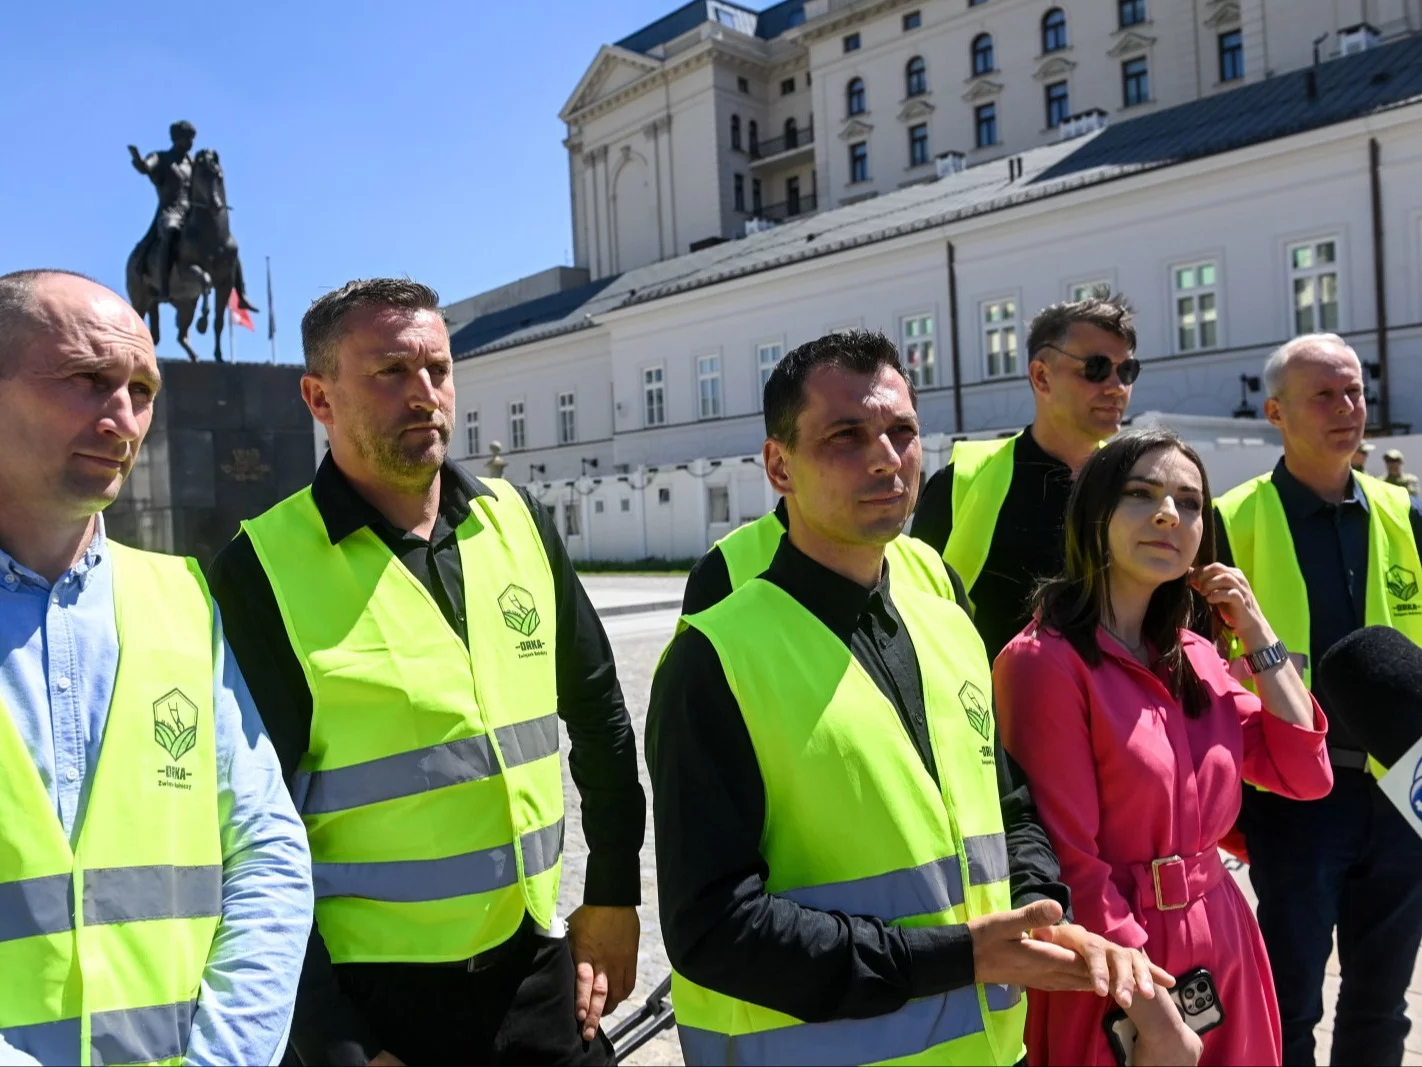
[753,193,818,222]
[749,122,814,160]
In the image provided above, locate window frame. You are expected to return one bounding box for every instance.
[846,77,866,116]
[849,140,869,183]
[974,102,998,149]
[1042,8,1067,53]
[906,56,928,97]
[752,177,763,214]
[784,117,799,148]
[642,364,666,428]
[756,339,785,408]
[1067,278,1112,302]
[780,76,796,95]
[980,296,1021,380]
[1045,80,1070,128]
[903,10,922,31]
[563,497,581,538]
[971,33,995,76]
[733,172,746,212]
[1118,0,1146,28]
[843,32,861,52]
[1171,259,1222,353]
[1218,29,1244,82]
[786,175,802,215]
[696,352,723,420]
[707,485,732,525]
[900,312,937,388]
[557,390,577,446]
[508,400,526,451]
[465,408,479,457]
[1122,56,1150,107]
[748,119,759,155]
[908,123,930,167]
[1287,237,1343,336]
[730,114,742,152]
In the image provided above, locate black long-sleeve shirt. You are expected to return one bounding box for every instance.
[208,454,645,1066]
[1214,458,1422,754]
[912,426,1074,663]
[647,535,1070,1024]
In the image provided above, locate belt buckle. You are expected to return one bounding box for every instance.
[1152,855,1188,911]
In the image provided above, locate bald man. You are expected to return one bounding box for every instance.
[1214,333,1422,1065]
[0,269,312,1066]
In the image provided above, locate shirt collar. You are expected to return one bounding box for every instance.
[0,515,106,592]
[1017,425,1074,472]
[763,531,892,642]
[310,451,495,545]
[1271,457,1368,521]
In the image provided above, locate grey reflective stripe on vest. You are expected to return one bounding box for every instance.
[779,855,964,921]
[964,833,1010,886]
[0,864,221,944]
[312,818,565,902]
[0,1000,196,1066]
[85,865,222,926]
[677,982,1022,1066]
[295,714,560,817]
[0,873,73,943]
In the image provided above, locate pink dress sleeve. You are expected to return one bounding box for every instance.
[1185,634,1334,801]
[994,633,1150,949]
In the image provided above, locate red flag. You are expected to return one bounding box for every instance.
[228,288,255,332]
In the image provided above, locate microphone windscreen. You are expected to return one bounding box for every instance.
[1315,626,1422,769]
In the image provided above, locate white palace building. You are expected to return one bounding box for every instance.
[441,0,1422,562]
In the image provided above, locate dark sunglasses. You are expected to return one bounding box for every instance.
[1034,343,1141,386]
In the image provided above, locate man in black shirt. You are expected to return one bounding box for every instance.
[912,292,1138,661]
[649,332,1173,1066]
[209,279,644,1067]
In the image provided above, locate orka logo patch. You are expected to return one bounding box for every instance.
[498,584,541,635]
[154,689,199,761]
[959,681,992,742]
[1386,564,1419,602]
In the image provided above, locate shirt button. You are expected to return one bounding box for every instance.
[65,767,78,783]
[56,676,71,691]
[3,574,15,585]
[50,593,60,605]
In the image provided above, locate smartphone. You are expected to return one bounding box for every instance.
[1103,967,1225,1067]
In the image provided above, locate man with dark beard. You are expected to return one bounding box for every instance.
[208,278,645,1066]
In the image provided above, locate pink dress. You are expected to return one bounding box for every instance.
[994,625,1332,1067]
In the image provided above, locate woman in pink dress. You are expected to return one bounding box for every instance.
[995,428,1332,1066]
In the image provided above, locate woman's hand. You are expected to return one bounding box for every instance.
[1188,563,1274,652]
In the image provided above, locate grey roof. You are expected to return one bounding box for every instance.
[447,275,620,353]
[615,0,805,54]
[755,0,806,38]
[456,34,1422,360]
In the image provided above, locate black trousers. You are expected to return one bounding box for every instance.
[335,926,616,1066]
[1240,770,1422,1066]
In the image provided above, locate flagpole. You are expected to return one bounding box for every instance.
[267,256,277,364]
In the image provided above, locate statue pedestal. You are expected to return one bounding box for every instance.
[106,360,315,570]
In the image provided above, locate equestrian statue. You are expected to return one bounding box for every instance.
[126,120,259,362]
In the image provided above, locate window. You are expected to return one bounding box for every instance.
[1173,262,1219,352]
[737,75,749,93]
[969,0,988,5]
[508,401,526,450]
[757,342,784,401]
[786,175,801,215]
[781,77,796,95]
[981,298,1019,378]
[594,499,604,514]
[903,10,921,30]
[971,34,995,75]
[784,117,799,148]
[909,123,930,166]
[752,178,763,214]
[1289,239,1340,334]
[564,500,581,537]
[734,173,745,212]
[643,366,666,427]
[849,141,869,182]
[1122,57,1149,107]
[464,409,479,456]
[847,77,866,116]
[844,32,860,52]
[730,114,742,151]
[901,314,936,387]
[974,103,997,148]
[1070,280,1110,302]
[748,120,759,155]
[1218,30,1243,82]
[557,391,576,445]
[1045,81,1070,128]
[708,486,731,524]
[1042,8,1067,53]
[715,7,737,26]
[1119,0,1146,28]
[697,354,722,419]
[620,498,631,512]
[906,56,927,97]
[658,486,671,505]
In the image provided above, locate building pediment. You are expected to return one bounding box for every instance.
[561,45,662,120]
[897,98,935,122]
[1204,0,1241,28]
[1034,56,1078,81]
[839,118,874,140]
[961,79,1004,103]
[1107,31,1156,58]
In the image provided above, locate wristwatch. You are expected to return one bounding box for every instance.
[1243,639,1289,675]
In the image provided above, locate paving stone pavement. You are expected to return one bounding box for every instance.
[560,577,1422,1065]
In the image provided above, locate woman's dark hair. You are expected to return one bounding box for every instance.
[1033,428,1217,717]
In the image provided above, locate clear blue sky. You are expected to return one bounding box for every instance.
[0,0,680,363]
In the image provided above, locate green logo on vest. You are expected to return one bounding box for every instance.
[959,681,992,741]
[153,689,199,762]
[1387,565,1419,602]
[498,584,541,636]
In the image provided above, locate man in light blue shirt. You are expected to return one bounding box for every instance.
[0,269,313,1066]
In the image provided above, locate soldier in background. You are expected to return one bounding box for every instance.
[1383,448,1420,496]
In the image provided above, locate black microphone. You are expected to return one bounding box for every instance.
[1315,626,1422,769]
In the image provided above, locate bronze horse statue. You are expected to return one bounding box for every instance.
[126,149,257,362]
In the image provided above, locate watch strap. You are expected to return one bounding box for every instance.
[1243,639,1288,675]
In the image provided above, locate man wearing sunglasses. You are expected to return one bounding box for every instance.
[912,292,1138,660]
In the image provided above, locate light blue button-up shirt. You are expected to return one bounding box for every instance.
[0,519,313,1067]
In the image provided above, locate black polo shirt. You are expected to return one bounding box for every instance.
[1215,458,1422,754]
[912,426,1075,663]
[647,535,1070,1025]
[208,452,645,1065]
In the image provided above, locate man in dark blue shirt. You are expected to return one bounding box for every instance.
[1215,333,1422,1066]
